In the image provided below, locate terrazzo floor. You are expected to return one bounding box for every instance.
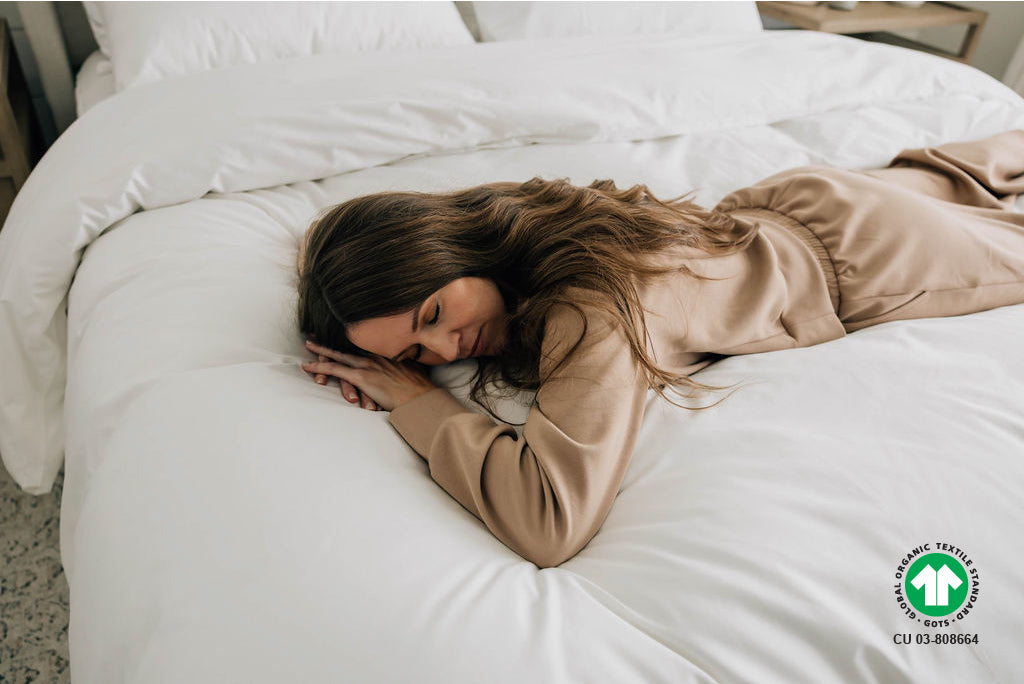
[0,463,70,683]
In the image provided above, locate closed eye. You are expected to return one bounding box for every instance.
[411,302,440,362]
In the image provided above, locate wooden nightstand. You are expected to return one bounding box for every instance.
[0,17,40,228]
[757,1,988,63]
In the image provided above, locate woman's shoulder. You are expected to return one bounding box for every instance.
[540,289,622,357]
[540,286,634,366]
[542,288,615,336]
[640,240,730,270]
[537,289,639,385]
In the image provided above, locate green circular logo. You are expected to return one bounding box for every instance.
[904,552,969,616]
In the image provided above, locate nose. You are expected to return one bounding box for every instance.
[423,327,461,364]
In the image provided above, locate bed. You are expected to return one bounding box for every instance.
[2,2,1023,681]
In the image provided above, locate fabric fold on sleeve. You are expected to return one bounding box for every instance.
[387,300,649,568]
[388,388,480,458]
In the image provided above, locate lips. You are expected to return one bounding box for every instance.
[471,325,486,357]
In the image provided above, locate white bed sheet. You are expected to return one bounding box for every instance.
[1,31,1023,682]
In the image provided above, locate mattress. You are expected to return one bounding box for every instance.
[1,29,1023,682]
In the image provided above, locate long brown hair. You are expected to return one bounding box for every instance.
[297,177,757,417]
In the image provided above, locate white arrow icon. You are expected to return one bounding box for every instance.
[936,564,962,605]
[910,563,962,606]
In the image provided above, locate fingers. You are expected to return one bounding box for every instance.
[339,383,378,411]
[302,341,387,412]
[302,360,379,411]
[305,339,376,368]
[316,353,328,385]
[345,385,378,411]
[340,379,359,403]
[305,339,341,361]
[303,340,338,386]
[339,381,377,410]
[302,360,359,380]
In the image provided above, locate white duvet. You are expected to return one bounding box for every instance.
[2,31,1023,682]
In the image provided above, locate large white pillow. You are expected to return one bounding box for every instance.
[470,1,763,42]
[82,1,477,92]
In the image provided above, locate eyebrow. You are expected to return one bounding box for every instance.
[390,301,425,362]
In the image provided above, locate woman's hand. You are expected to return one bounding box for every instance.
[302,340,437,411]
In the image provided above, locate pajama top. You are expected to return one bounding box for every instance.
[388,130,1024,567]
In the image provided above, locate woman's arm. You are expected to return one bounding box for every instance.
[388,302,648,568]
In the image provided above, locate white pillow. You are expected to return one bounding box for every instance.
[82,1,477,92]
[471,1,763,42]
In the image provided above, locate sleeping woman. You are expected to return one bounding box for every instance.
[297,130,1024,567]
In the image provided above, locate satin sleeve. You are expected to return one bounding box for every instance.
[387,302,648,568]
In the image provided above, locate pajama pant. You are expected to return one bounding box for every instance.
[718,130,1024,333]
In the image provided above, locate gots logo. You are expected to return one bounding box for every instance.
[894,543,980,626]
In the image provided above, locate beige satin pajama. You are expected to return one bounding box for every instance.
[719,130,1024,333]
[388,130,1024,567]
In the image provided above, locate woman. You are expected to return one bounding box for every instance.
[298,130,1024,567]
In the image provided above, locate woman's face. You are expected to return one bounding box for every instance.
[346,277,507,367]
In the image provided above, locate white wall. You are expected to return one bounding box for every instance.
[0,1,57,145]
[897,1,1024,83]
